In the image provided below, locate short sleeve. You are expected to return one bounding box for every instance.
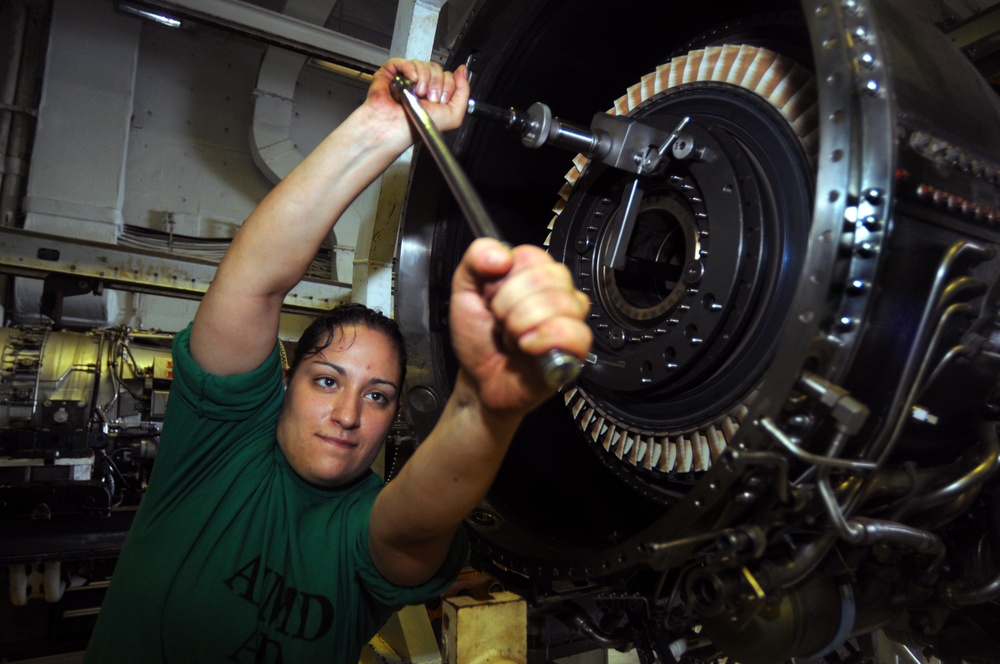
[143,324,285,512]
[350,486,469,609]
[168,324,284,422]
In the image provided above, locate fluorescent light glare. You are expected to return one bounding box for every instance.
[118,3,183,29]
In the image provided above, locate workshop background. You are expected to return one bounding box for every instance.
[2,0,1000,662]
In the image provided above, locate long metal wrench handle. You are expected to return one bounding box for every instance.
[389,74,582,390]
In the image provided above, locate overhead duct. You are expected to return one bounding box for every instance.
[249,0,339,184]
[249,47,311,184]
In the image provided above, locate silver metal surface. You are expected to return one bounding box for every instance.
[138,0,389,69]
[0,227,349,314]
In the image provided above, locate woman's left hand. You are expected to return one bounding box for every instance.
[448,238,592,415]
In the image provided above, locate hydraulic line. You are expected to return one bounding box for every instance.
[869,242,993,468]
[892,421,1000,522]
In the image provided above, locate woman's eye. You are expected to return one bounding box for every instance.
[316,377,337,388]
[367,392,387,404]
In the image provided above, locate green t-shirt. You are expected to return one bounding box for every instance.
[85,325,466,663]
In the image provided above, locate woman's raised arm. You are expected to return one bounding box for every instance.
[190,60,469,376]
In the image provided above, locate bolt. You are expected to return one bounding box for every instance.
[847,279,868,295]
[787,414,814,431]
[864,188,884,205]
[671,136,695,160]
[856,241,878,258]
[408,385,440,414]
[607,328,627,350]
[909,132,930,152]
[861,215,882,231]
[470,510,497,526]
[684,260,705,284]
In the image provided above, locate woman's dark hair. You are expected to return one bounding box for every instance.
[286,303,407,385]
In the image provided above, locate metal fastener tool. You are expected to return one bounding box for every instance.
[390,74,582,390]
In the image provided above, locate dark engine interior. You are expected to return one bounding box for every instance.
[396,0,1000,661]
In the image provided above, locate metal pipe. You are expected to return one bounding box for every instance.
[137,0,389,70]
[941,491,1000,606]
[758,532,839,590]
[849,518,946,571]
[761,508,946,592]
[760,417,877,471]
[907,300,977,403]
[559,604,627,650]
[0,0,45,228]
[892,421,1000,521]
[0,1,27,154]
[835,244,993,523]
[817,432,866,543]
[870,243,992,467]
[0,0,28,226]
[915,344,970,403]
[864,460,963,502]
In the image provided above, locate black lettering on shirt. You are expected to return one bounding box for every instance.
[259,569,297,635]
[226,629,284,664]
[224,555,335,643]
[225,555,262,602]
[294,592,334,641]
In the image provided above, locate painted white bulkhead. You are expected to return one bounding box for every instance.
[12,0,454,337]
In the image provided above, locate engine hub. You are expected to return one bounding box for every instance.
[548,50,815,503]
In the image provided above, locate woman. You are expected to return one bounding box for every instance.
[84,59,591,663]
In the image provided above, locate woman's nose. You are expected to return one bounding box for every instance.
[330,394,361,428]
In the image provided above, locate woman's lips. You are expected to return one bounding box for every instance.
[317,434,357,448]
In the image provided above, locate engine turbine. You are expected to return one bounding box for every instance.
[397,0,1000,661]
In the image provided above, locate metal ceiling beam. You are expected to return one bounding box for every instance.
[0,227,350,314]
[947,3,1000,54]
[132,0,390,70]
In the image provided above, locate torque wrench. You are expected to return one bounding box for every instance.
[390,75,582,390]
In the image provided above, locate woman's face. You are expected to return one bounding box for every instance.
[276,324,401,487]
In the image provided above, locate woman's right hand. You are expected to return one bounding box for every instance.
[361,58,470,152]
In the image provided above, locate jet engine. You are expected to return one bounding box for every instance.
[397,0,1000,661]
[1,326,172,606]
